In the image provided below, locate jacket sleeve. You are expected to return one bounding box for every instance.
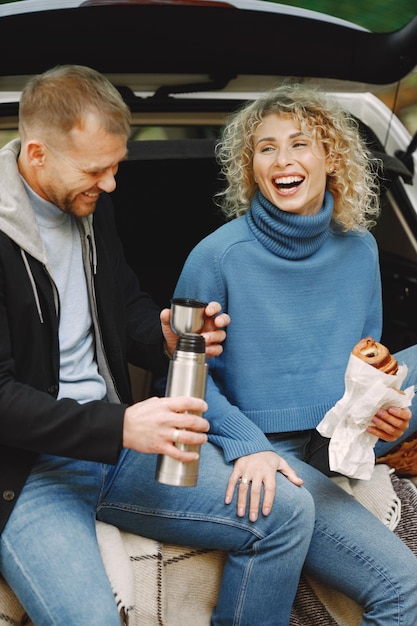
[0,262,126,463]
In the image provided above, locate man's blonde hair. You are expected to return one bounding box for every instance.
[19,64,131,142]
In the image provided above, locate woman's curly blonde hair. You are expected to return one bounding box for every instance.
[215,82,381,231]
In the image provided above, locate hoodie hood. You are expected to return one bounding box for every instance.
[0,139,48,264]
[0,139,96,272]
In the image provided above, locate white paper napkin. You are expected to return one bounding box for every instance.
[316,354,415,480]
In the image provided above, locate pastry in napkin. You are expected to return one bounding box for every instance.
[316,338,415,480]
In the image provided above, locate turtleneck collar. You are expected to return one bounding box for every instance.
[21,175,69,229]
[246,190,334,260]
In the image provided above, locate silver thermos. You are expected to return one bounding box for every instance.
[155,332,208,486]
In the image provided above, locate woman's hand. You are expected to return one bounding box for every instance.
[224,451,304,522]
[161,301,230,358]
[367,406,411,441]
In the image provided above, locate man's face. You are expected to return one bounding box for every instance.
[29,112,128,217]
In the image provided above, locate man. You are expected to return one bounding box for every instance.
[0,65,313,626]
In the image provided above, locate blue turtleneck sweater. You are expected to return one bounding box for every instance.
[174,191,382,462]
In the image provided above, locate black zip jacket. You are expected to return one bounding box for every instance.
[0,140,168,532]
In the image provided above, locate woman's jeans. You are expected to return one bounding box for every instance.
[0,444,314,626]
[277,432,417,626]
[2,346,417,625]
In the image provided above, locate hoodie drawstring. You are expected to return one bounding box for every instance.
[20,249,44,323]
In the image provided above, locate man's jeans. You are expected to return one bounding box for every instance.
[0,444,314,626]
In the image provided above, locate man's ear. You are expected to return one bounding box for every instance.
[26,140,46,167]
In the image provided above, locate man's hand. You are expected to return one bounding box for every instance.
[123,396,209,460]
[161,301,230,358]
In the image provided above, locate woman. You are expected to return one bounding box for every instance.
[174,82,417,624]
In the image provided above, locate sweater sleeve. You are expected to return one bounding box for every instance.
[174,235,275,462]
[204,376,275,463]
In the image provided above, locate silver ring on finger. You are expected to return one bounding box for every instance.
[240,477,250,485]
[172,428,180,443]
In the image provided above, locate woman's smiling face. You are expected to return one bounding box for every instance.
[252,113,331,216]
